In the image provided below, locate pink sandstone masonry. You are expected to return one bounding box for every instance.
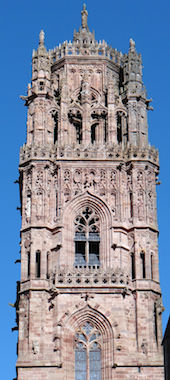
[15,5,164,380]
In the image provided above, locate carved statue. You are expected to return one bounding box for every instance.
[81,4,88,28]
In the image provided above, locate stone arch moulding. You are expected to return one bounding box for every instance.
[62,191,112,268]
[63,304,113,380]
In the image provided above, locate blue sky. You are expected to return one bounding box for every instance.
[0,1,170,378]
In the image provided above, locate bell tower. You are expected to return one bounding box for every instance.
[16,5,164,379]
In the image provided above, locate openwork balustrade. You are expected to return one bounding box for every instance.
[51,266,131,288]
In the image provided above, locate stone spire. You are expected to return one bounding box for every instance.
[81,3,88,29]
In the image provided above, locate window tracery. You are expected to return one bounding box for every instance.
[74,207,100,268]
[75,321,101,380]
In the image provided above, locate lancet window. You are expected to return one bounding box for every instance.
[51,110,58,143]
[91,123,98,144]
[116,111,128,144]
[75,322,101,380]
[91,111,107,144]
[74,207,100,268]
[35,250,41,278]
[68,110,82,144]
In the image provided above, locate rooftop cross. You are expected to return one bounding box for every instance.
[81,3,88,29]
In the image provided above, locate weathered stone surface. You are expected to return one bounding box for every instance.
[16,4,164,380]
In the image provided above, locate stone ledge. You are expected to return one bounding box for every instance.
[16,361,62,368]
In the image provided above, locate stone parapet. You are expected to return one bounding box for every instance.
[20,143,159,166]
[49,40,123,65]
[51,266,131,289]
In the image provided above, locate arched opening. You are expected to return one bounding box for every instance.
[140,251,146,279]
[154,302,158,344]
[52,111,58,143]
[74,207,100,268]
[91,111,107,144]
[64,305,114,380]
[35,250,41,278]
[75,321,101,380]
[130,192,133,218]
[151,253,153,280]
[131,252,135,280]
[27,252,30,278]
[91,123,98,144]
[116,111,128,144]
[62,192,112,269]
[46,252,50,279]
[68,110,82,144]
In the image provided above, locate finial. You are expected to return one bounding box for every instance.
[81,3,88,29]
[39,30,45,46]
[129,38,135,52]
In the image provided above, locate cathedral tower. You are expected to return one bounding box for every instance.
[16,5,164,379]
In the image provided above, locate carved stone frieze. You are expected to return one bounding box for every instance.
[62,166,119,216]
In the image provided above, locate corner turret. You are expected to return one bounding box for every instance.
[121,38,149,146]
[32,30,51,95]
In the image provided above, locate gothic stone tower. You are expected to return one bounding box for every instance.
[16,5,164,380]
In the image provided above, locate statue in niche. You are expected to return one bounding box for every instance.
[127,174,132,191]
[147,171,154,190]
[141,339,148,355]
[138,189,144,221]
[64,169,71,183]
[25,193,31,220]
[110,170,117,192]
[64,186,71,202]
[137,170,143,187]
[36,189,43,219]
[26,170,32,191]
[148,190,153,213]
[81,72,91,98]
[110,170,116,183]
[73,169,82,195]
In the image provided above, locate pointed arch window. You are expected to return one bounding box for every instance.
[91,123,98,144]
[75,322,101,380]
[116,111,128,144]
[68,110,82,144]
[74,207,100,268]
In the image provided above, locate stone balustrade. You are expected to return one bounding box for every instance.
[51,266,131,288]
